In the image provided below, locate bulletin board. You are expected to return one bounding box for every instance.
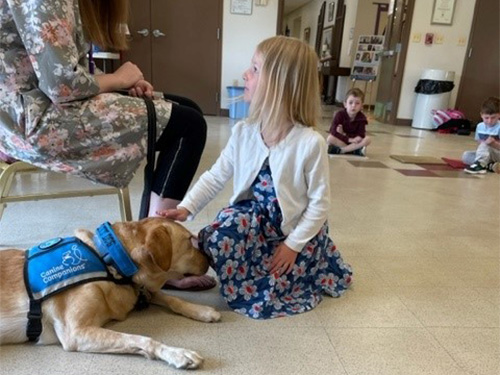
[351,35,385,81]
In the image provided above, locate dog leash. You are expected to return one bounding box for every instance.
[138,98,157,219]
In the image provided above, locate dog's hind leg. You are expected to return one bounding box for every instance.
[57,326,203,369]
[151,292,221,323]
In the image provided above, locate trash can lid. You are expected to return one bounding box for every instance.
[421,69,455,81]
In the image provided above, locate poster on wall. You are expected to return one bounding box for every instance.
[351,35,385,81]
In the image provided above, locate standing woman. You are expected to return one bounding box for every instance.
[0,0,207,216]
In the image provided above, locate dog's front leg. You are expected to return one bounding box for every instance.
[59,326,203,369]
[151,292,221,323]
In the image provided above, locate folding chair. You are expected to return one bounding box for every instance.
[0,161,132,223]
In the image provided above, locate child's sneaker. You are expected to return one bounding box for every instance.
[328,145,342,155]
[353,146,366,157]
[464,163,487,174]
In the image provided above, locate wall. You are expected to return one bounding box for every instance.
[221,0,279,109]
[397,0,476,119]
[284,0,324,49]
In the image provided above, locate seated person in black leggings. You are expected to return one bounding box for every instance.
[149,94,207,216]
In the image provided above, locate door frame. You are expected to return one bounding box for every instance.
[375,0,415,125]
[454,0,499,124]
[393,0,415,125]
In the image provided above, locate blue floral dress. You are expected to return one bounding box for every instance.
[199,159,352,319]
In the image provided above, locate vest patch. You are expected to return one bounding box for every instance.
[25,237,110,301]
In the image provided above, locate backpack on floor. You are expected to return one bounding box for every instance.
[432,109,465,128]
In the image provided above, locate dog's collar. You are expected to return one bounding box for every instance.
[94,222,138,278]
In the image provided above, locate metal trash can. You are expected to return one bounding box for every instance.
[412,69,455,129]
[226,86,249,119]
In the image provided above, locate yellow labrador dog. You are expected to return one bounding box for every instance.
[0,218,220,369]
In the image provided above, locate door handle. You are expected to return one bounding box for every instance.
[136,29,149,37]
[152,29,166,38]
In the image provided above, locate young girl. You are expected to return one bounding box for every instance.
[160,36,352,319]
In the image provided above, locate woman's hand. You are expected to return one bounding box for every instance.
[270,243,298,276]
[156,207,191,222]
[129,79,154,98]
[96,61,144,93]
[113,61,144,89]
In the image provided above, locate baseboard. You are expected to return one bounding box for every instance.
[395,118,412,126]
[220,108,229,117]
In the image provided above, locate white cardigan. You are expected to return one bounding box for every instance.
[179,121,331,252]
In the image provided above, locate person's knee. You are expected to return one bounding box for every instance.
[362,136,371,146]
[462,151,475,165]
[183,107,207,144]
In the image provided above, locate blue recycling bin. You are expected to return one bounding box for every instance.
[226,86,249,119]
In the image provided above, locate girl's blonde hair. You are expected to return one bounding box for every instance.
[247,36,321,137]
[79,0,129,51]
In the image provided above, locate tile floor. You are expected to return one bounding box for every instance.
[0,111,498,375]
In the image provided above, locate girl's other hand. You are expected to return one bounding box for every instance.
[270,243,298,276]
[156,207,190,222]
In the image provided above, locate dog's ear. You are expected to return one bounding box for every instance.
[142,225,172,272]
[75,229,95,250]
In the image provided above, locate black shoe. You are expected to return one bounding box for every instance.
[464,163,487,174]
[353,146,366,156]
[328,145,342,155]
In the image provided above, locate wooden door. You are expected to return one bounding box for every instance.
[455,0,499,124]
[126,0,223,115]
[127,0,152,83]
[374,0,415,124]
[151,0,222,115]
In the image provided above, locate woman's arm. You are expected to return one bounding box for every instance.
[9,0,100,103]
[95,62,144,94]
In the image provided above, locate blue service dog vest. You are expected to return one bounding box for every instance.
[24,237,112,342]
[25,237,110,301]
[23,223,140,342]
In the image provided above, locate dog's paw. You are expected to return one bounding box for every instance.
[199,307,221,323]
[162,347,203,369]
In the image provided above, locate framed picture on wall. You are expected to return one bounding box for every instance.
[303,27,311,44]
[431,0,456,25]
[320,27,333,60]
[230,0,252,15]
[327,2,335,22]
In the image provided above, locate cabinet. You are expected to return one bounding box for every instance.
[125,0,223,115]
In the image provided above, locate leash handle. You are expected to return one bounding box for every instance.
[139,98,157,219]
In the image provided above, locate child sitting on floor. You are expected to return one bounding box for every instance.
[464,97,500,174]
[327,88,371,156]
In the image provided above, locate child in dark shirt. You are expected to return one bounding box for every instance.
[327,88,371,156]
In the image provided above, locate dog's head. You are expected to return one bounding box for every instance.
[76,218,209,292]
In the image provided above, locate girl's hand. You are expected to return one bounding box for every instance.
[270,243,298,276]
[156,207,191,222]
[129,79,154,98]
[113,61,144,89]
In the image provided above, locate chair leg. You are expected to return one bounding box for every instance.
[118,187,133,221]
[0,164,18,222]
